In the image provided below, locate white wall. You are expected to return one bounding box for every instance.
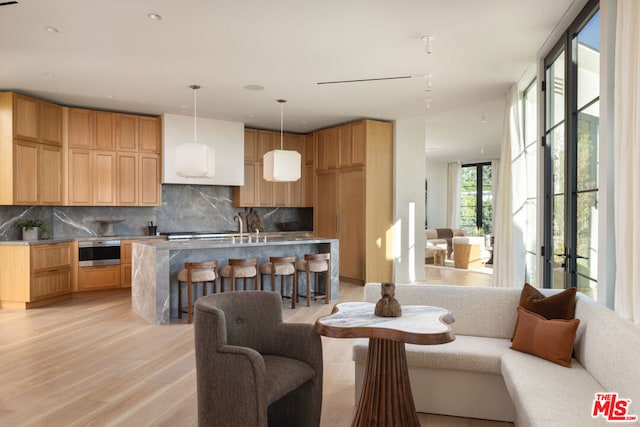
[393,118,426,283]
[162,113,245,185]
[425,159,448,228]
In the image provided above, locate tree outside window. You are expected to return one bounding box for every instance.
[460,163,493,236]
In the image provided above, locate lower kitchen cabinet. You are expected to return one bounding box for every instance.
[78,265,121,291]
[0,242,72,309]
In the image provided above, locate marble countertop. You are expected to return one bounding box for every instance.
[136,235,335,251]
[0,235,161,246]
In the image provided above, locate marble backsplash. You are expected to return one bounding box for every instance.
[0,184,313,241]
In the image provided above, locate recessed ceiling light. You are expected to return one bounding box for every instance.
[106,95,114,99]
[42,72,54,77]
[44,26,59,33]
[243,84,264,91]
[147,13,162,21]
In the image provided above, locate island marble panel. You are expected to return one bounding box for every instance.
[132,237,339,324]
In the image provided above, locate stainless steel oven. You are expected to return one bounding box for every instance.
[78,240,121,267]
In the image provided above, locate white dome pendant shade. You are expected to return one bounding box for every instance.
[263,99,301,182]
[175,84,215,178]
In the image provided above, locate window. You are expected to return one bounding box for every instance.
[460,163,493,235]
[543,0,599,297]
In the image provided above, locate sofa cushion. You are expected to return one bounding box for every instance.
[353,335,511,375]
[510,307,580,368]
[519,283,577,320]
[502,350,605,427]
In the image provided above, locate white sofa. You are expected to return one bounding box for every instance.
[353,283,640,426]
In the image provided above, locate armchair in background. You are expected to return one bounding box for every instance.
[194,291,323,427]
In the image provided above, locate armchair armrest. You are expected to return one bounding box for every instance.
[269,323,323,373]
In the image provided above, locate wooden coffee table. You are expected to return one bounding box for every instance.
[314,302,455,427]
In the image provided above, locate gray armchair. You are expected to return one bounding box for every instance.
[194,291,323,427]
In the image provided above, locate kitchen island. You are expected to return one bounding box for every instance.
[131,236,339,324]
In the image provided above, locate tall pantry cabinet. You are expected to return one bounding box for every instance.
[314,119,393,284]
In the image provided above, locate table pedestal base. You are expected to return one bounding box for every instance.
[353,338,420,427]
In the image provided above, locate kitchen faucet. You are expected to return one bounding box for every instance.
[234,214,243,242]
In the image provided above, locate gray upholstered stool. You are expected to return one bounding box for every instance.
[260,256,297,308]
[177,260,218,323]
[295,253,330,307]
[219,257,259,292]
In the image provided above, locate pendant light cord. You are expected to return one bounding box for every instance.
[279,100,284,150]
[194,87,197,143]
[190,84,200,143]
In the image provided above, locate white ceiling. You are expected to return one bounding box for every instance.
[0,0,577,163]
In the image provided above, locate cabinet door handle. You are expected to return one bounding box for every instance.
[336,214,340,234]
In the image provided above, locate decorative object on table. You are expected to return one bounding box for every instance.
[374,282,402,317]
[15,219,48,241]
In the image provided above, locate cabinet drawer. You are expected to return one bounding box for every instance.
[31,243,71,272]
[31,269,71,300]
[78,265,121,290]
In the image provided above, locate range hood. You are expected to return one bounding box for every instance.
[162,113,245,186]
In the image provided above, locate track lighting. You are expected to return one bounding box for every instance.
[421,35,434,54]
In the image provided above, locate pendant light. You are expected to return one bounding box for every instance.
[263,99,301,182]
[175,84,215,178]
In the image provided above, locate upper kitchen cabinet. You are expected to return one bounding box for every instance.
[314,119,393,284]
[67,108,94,149]
[138,116,161,153]
[0,92,64,205]
[233,128,311,208]
[114,113,138,151]
[66,109,162,206]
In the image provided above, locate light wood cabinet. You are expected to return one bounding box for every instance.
[115,113,138,151]
[78,265,120,291]
[68,108,94,148]
[68,149,93,205]
[95,111,115,150]
[0,92,64,205]
[117,152,138,206]
[314,119,393,284]
[13,93,40,141]
[13,139,63,205]
[233,128,311,208]
[0,242,72,308]
[138,116,161,153]
[66,110,161,206]
[139,153,161,206]
[93,151,117,205]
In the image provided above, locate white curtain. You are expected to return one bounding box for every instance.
[493,85,526,288]
[447,162,461,229]
[614,0,640,325]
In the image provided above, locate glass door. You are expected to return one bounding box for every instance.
[543,4,600,298]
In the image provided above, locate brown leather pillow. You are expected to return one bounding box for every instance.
[519,283,577,320]
[511,307,580,367]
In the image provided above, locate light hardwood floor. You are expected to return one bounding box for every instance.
[0,268,510,427]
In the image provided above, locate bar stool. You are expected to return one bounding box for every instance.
[260,256,297,307]
[219,258,259,292]
[295,253,330,308]
[177,260,218,324]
